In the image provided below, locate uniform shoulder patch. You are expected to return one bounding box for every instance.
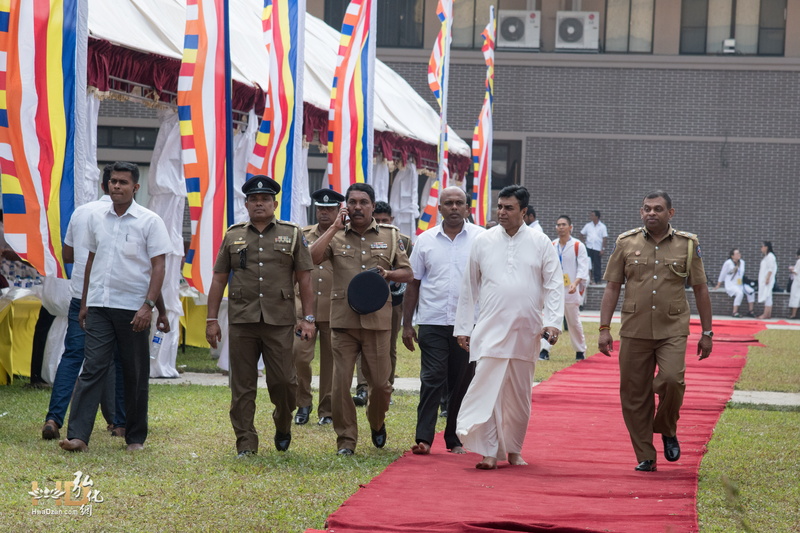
[618,227,642,240]
[378,223,399,230]
[276,219,299,227]
[228,221,247,230]
[674,229,699,242]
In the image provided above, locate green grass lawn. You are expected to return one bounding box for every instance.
[2,323,798,531]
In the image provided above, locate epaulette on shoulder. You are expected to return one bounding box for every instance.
[378,223,399,231]
[674,229,698,241]
[619,227,643,240]
[276,219,299,227]
[228,221,247,230]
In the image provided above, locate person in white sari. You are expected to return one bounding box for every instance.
[454,185,564,469]
[714,248,755,318]
[757,241,778,319]
[788,249,800,319]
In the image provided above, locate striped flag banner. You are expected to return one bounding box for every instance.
[326,0,376,193]
[471,5,495,226]
[427,0,452,189]
[415,179,439,236]
[178,0,233,294]
[245,0,305,223]
[0,0,85,278]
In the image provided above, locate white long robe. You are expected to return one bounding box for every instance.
[758,252,777,303]
[454,223,564,460]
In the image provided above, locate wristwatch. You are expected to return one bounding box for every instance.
[144,299,156,309]
[702,330,714,338]
[303,315,316,324]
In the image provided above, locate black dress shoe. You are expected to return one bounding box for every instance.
[274,431,291,452]
[294,405,311,425]
[352,389,367,406]
[318,416,333,425]
[337,448,354,456]
[538,350,549,361]
[635,460,657,472]
[662,434,681,462]
[575,352,585,360]
[371,424,387,448]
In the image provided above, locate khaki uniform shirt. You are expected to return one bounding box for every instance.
[604,225,707,340]
[321,220,412,330]
[295,224,334,322]
[214,217,313,326]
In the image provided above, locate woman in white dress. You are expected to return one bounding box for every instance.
[789,248,800,319]
[757,241,778,319]
[714,248,755,317]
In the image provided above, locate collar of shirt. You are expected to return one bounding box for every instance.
[244,216,277,233]
[345,218,380,235]
[503,222,528,239]
[103,199,143,219]
[433,220,470,240]
[642,224,675,243]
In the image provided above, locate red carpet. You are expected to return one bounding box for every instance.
[309,320,765,533]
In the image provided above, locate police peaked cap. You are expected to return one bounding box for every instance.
[242,175,281,196]
[311,188,345,206]
[348,269,390,315]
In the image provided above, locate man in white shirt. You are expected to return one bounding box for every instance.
[539,216,590,362]
[402,187,485,455]
[60,162,171,453]
[523,207,543,233]
[580,210,608,284]
[455,185,564,469]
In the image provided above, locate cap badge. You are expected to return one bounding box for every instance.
[257,181,263,188]
[323,194,329,202]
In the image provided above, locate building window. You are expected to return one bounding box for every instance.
[324,0,425,48]
[680,0,786,55]
[452,0,497,49]
[96,126,159,150]
[604,0,654,53]
[491,140,522,190]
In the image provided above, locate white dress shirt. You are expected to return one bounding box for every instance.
[64,196,112,299]
[455,223,564,362]
[717,258,748,298]
[410,221,485,325]
[86,200,171,311]
[580,221,608,251]
[553,236,590,305]
[528,220,543,233]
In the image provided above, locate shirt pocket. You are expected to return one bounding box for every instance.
[123,236,143,258]
[229,244,247,269]
[273,242,294,265]
[669,299,687,315]
[665,258,688,279]
[336,248,356,260]
[624,256,648,282]
[370,249,392,268]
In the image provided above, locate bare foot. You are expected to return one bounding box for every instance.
[508,453,528,466]
[126,443,144,452]
[411,442,431,455]
[449,446,467,454]
[59,438,88,452]
[475,456,497,469]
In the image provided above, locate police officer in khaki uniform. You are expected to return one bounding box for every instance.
[352,201,413,406]
[599,190,713,472]
[206,175,316,458]
[293,188,344,426]
[310,183,413,455]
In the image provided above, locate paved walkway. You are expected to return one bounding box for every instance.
[151,312,800,407]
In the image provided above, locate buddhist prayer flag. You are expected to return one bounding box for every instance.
[245,0,305,222]
[427,0,452,188]
[0,0,86,278]
[326,0,376,193]
[471,6,495,226]
[415,179,439,235]
[178,0,233,294]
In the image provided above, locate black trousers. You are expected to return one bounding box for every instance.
[588,248,603,283]
[30,306,56,383]
[66,307,150,446]
[415,325,474,449]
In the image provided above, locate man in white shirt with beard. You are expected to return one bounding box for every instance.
[455,185,564,469]
[539,215,590,362]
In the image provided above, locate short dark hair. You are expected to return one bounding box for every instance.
[729,248,740,259]
[591,210,601,218]
[643,190,672,210]
[557,215,572,225]
[345,182,375,204]
[112,161,140,184]
[499,185,529,210]
[373,201,392,216]
[101,164,113,194]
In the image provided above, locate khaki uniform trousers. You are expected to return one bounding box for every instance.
[356,304,401,391]
[618,335,687,462]
[229,322,297,453]
[293,320,333,418]
[331,327,392,451]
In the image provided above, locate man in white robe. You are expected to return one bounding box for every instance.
[455,185,564,469]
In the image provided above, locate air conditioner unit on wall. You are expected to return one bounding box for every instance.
[555,11,600,51]
[497,10,541,50]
